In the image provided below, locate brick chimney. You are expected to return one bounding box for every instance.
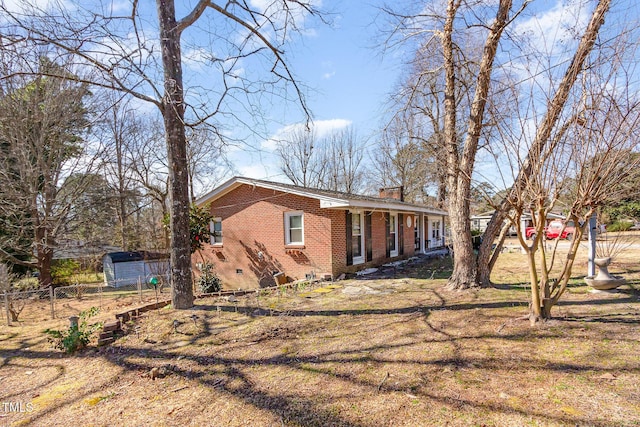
[379,186,404,201]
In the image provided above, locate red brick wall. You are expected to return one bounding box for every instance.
[193,184,420,289]
[403,214,417,257]
[194,184,335,289]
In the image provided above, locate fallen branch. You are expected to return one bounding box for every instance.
[377,372,390,392]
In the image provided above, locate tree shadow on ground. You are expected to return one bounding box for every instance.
[5,311,637,427]
[2,258,638,426]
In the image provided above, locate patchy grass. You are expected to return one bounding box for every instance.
[1,250,639,426]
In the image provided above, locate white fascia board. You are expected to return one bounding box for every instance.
[319,199,350,208]
[340,200,448,216]
[195,177,241,206]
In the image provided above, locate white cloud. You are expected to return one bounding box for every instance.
[312,118,352,137]
[182,47,212,72]
[513,1,589,57]
[261,118,352,150]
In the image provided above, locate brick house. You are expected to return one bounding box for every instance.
[194,177,448,289]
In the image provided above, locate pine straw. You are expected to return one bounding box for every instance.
[1,252,639,427]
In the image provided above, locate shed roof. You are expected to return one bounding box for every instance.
[104,251,169,264]
[196,177,448,216]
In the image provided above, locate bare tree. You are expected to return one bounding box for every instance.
[321,126,365,193]
[382,0,620,292]
[380,0,524,289]
[277,126,323,188]
[371,114,431,203]
[185,127,232,202]
[476,0,612,286]
[382,33,483,208]
[126,117,171,249]
[277,125,365,192]
[1,0,325,308]
[441,0,516,289]
[495,64,640,322]
[97,95,146,251]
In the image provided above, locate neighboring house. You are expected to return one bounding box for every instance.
[102,251,170,287]
[470,211,565,235]
[194,177,448,289]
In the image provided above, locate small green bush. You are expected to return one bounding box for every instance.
[197,263,222,293]
[606,221,633,232]
[13,276,39,291]
[44,307,102,353]
[51,259,81,287]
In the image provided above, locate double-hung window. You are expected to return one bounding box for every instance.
[389,213,398,257]
[209,218,223,245]
[352,212,364,264]
[432,220,441,245]
[285,212,304,245]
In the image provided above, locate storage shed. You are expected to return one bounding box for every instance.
[102,251,170,287]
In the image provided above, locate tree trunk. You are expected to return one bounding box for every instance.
[442,0,478,289]
[437,170,447,210]
[447,187,478,289]
[157,0,193,309]
[36,243,53,288]
[476,212,504,286]
[444,0,512,290]
[476,0,611,287]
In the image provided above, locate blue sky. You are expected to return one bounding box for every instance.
[224,0,609,184]
[226,0,400,182]
[6,0,637,193]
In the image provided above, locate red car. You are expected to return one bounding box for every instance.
[526,220,576,240]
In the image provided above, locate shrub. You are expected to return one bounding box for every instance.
[197,263,222,293]
[164,203,215,254]
[606,221,633,232]
[44,307,102,353]
[51,259,81,287]
[13,276,39,291]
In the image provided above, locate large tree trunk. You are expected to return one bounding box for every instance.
[442,0,476,289]
[447,184,478,288]
[35,228,54,288]
[444,0,512,290]
[476,0,612,287]
[157,0,193,309]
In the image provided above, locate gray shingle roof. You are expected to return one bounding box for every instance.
[197,176,448,216]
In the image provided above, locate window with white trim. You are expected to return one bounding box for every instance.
[389,213,398,257]
[209,218,223,245]
[432,221,441,240]
[285,212,304,245]
[352,212,364,264]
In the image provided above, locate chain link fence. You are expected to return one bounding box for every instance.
[2,288,53,325]
[3,278,172,326]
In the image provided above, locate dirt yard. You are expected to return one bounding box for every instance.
[1,250,639,426]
